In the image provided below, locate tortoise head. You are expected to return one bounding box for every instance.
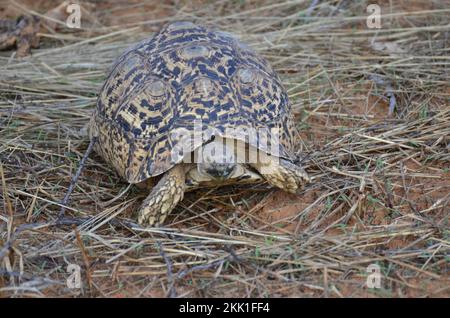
[196,136,237,181]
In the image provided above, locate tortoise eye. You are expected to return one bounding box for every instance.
[147,80,165,97]
[237,68,256,84]
[181,45,210,59]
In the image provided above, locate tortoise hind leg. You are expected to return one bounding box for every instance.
[138,164,186,226]
[250,151,310,194]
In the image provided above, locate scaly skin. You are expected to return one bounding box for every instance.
[137,153,308,227]
[137,164,186,226]
[251,151,310,194]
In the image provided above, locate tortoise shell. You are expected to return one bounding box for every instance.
[89,22,299,183]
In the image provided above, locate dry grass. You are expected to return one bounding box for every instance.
[0,0,449,297]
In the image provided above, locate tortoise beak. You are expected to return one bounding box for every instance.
[205,163,236,181]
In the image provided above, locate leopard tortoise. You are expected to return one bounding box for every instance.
[89,21,310,226]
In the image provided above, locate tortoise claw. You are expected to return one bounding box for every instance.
[251,154,310,194]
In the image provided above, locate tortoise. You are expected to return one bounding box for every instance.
[88,21,310,226]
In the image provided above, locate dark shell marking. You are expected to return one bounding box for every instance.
[90,22,298,183]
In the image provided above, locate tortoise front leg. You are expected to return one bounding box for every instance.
[250,151,310,194]
[138,164,186,226]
